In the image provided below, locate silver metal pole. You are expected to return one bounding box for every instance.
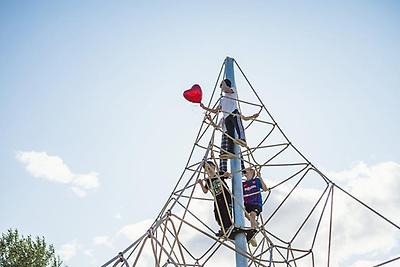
[225,56,248,267]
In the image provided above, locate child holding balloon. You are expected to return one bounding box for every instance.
[200,79,258,159]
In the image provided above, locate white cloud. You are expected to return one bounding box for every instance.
[327,161,400,214]
[84,249,94,257]
[117,219,154,241]
[322,161,400,266]
[93,235,113,248]
[93,219,153,250]
[16,151,99,197]
[84,249,98,265]
[16,151,73,183]
[93,219,155,266]
[71,186,87,198]
[73,172,100,189]
[114,213,122,220]
[58,240,80,261]
[98,161,400,267]
[352,259,381,267]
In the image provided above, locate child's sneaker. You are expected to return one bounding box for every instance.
[216,228,230,237]
[220,152,235,159]
[234,139,247,147]
[249,237,257,247]
[215,229,224,237]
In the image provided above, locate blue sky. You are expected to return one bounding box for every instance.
[1,1,399,266]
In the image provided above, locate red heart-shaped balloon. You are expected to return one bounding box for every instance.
[183,84,202,104]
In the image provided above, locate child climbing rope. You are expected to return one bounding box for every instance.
[243,167,268,246]
[243,167,268,227]
[220,122,246,174]
[200,79,257,159]
[205,114,246,175]
[197,161,233,237]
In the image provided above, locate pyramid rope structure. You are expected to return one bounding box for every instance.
[102,58,400,267]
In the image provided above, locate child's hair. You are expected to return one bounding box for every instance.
[245,168,256,177]
[223,79,232,88]
[203,160,215,168]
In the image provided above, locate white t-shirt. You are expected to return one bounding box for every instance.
[220,87,238,118]
[218,118,226,132]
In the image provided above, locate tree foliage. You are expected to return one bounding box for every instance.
[0,229,63,267]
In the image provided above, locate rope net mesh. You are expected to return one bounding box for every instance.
[102,59,400,267]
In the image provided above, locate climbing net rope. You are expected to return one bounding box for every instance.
[102,59,400,267]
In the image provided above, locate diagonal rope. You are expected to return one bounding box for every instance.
[102,58,400,267]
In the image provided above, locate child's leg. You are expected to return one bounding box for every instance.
[214,199,232,234]
[245,211,251,221]
[240,152,246,174]
[250,211,257,229]
[213,205,222,228]
[245,205,253,225]
[245,205,259,246]
[219,133,228,173]
[218,200,233,230]
[233,110,246,141]
[224,115,235,153]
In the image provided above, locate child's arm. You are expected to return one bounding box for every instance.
[222,171,231,178]
[200,103,221,114]
[197,179,209,193]
[204,114,220,129]
[241,113,259,121]
[258,177,268,192]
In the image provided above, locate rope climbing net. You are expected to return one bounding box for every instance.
[102,59,400,267]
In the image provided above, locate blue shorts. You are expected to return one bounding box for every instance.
[245,204,262,216]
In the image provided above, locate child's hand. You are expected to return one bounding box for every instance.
[223,171,231,178]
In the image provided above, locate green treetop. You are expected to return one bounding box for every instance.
[0,229,64,267]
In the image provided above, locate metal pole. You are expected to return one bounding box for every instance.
[225,56,248,267]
